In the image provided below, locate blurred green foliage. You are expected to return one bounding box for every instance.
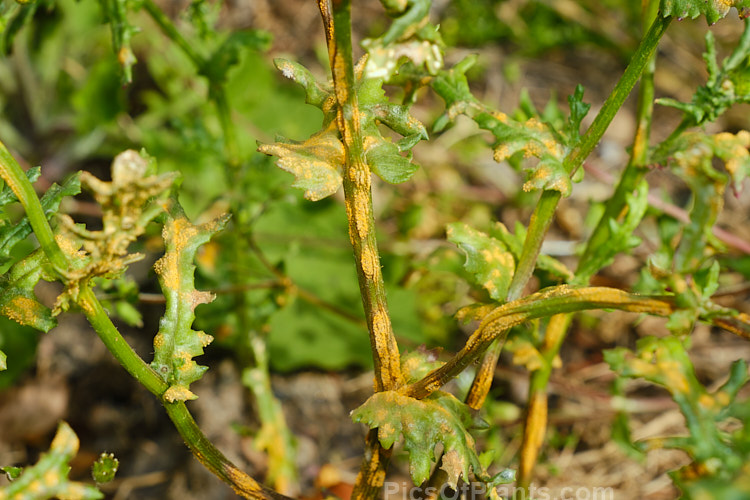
[438,0,640,57]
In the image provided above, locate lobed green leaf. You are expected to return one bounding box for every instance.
[657,26,750,126]
[605,336,750,493]
[563,84,591,143]
[447,222,515,301]
[432,58,589,197]
[0,422,103,500]
[351,390,495,487]
[0,249,56,333]
[660,0,750,24]
[151,203,229,402]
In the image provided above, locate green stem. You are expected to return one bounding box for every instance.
[0,141,68,275]
[164,402,292,500]
[577,2,661,282]
[466,190,559,411]
[79,286,167,396]
[566,13,672,175]
[211,83,242,168]
[506,190,560,301]
[81,288,290,500]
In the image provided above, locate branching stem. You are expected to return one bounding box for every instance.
[517,4,666,490]
[405,286,679,399]
[464,11,673,414]
[1,139,286,500]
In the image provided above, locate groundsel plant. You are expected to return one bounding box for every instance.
[2,0,750,499]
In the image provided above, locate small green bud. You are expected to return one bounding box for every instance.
[91,453,119,484]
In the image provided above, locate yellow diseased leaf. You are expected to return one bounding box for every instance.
[258,127,344,201]
[151,206,228,402]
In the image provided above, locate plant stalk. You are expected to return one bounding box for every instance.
[404,286,678,399]
[565,14,671,175]
[515,313,572,490]
[318,2,402,498]
[578,6,659,272]
[164,402,292,500]
[322,0,402,395]
[516,4,665,491]
[82,280,289,499]
[79,286,168,396]
[0,141,68,275]
[464,12,673,416]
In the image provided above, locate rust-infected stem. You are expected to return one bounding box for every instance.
[404,287,681,400]
[319,2,401,499]
[321,0,402,394]
[517,4,664,490]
